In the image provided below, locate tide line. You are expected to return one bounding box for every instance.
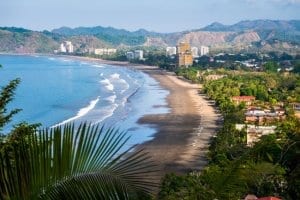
[51,96,100,128]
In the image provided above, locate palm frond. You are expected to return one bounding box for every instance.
[0,122,159,199]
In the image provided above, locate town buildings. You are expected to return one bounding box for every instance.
[236,124,276,146]
[200,46,209,56]
[177,42,193,67]
[191,47,199,58]
[126,50,144,60]
[231,96,256,106]
[166,47,177,56]
[245,107,286,124]
[134,50,144,60]
[94,48,117,55]
[60,41,74,53]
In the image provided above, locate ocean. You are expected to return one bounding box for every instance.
[0,54,169,146]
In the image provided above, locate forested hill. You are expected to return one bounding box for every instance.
[1,20,300,54]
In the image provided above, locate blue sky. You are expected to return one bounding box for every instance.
[1,0,300,32]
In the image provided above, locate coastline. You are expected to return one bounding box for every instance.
[78,56,222,177]
[2,53,221,177]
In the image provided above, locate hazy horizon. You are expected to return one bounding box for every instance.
[1,0,300,33]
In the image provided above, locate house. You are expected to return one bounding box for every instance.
[258,197,281,200]
[236,124,276,146]
[245,108,286,125]
[244,194,258,200]
[94,48,117,55]
[205,74,226,81]
[231,96,256,106]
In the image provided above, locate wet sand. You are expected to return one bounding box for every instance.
[135,66,221,177]
[71,56,221,178]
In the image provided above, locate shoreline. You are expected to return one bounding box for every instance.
[2,53,221,177]
[76,56,222,176]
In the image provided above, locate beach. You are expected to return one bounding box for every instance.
[135,66,221,177]
[86,57,221,177]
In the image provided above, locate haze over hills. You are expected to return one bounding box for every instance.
[1,20,300,54]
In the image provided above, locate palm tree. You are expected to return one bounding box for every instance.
[0,123,158,199]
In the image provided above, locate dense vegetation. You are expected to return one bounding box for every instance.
[159,68,300,199]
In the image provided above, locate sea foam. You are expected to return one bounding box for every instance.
[51,96,100,128]
[100,79,114,91]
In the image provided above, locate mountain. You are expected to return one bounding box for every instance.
[0,27,59,53]
[52,26,162,46]
[0,20,300,54]
[201,20,300,45]
[202,20,300,32]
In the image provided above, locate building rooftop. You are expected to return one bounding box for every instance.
[232,96,256,101]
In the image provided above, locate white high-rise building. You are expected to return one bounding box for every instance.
[60,41,74,53]
[200,46,209,56]
[191,47,199,58]
[166,47,177,56]
[134,50,143,60]
[60,43,66,53]
[126,52,135,60]
[65,41,74,53]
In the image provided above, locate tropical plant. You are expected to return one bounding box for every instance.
[0,64,21,135]
[0,123,158,200]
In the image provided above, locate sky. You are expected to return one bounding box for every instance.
[1,0,300,33]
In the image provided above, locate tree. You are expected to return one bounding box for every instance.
[0,65,158,199]
[264,61,279,73]
[0,123,158,199]
[0,64,21,134]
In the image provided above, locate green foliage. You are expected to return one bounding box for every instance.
[0,70,21,134]
[0,123,158,199]
[161,69,300,199]
[264,61,279,73]
[159,173,216,200]
[176,68,201,83]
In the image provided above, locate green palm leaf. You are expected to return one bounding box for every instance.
[0,123,158,199]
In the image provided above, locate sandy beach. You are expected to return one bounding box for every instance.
[134,66,221,177]
[72,56,221,177]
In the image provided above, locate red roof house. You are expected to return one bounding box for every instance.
[231,96,256,105]
[258,197,281,200]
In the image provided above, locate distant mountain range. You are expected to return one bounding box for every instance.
[1,20,300,54]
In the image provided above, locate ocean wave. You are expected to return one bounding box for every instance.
[106,95,117,103]
[100,79,114,91]
[51,96,100,128]
[92,103,118,125]
[110,73,120,79]
[48,57,55,61]
[109,73,129,93]
[92,64,104,68]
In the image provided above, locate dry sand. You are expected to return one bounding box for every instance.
[135,67,221,177]
[70,56,222,177]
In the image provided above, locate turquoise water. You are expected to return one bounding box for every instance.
[0,55,169,146]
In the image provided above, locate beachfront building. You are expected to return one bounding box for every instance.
[94,48,117,55]
[60,41,74,53]
[166,47,177,56]
[200,46,209,56]
[126,50,144,60]
[231,96,255,106]
[176,42,193,67]
[134,50,144,60]
[60,43,67,53]
[191,47,199,58]
[126,52,135,60]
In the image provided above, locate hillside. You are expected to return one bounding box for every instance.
[0,20,300,54]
